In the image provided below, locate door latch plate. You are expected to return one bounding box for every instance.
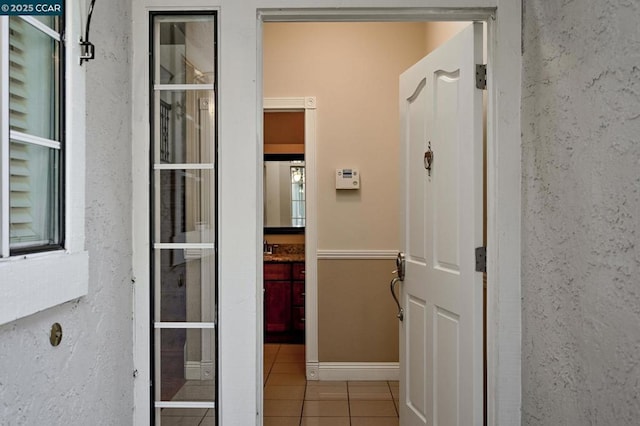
[475,246,487,273]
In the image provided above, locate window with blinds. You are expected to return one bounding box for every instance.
[0,7,89,327]
[1,15,63,255]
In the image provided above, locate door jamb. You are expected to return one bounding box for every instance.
[257,7,522,426]
[262,97,319,381]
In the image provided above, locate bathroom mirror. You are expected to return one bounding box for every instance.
[264,154,305,233]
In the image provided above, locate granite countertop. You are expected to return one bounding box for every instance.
[263,243,304,262]
[263,253,305,262]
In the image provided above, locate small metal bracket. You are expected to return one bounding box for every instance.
[79,39,95,65]
[79,0,97,65]
[476,64,487,90]
[475,246,487,273]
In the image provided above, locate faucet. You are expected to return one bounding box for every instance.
[263,240,272,254]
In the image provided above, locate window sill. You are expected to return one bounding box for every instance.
[0,250,89,325]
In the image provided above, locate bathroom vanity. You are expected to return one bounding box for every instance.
[263,255,305,343]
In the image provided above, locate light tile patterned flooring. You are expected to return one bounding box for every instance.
[264,344,400,426]
[158,406,214,426]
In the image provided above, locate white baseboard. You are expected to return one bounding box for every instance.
[185,361,201,380]
[317,362,399,381]
[185,361,214,381]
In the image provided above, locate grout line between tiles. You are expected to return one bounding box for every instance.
[299,377,307,426]
[388,380,399,417]
[196,409,208,426]
[347,380,352,426]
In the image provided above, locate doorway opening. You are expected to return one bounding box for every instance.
[261,20,487,425]
[263,108,307,346]
[262,97,317,386]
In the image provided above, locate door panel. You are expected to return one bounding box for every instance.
[406,79,427,264]
[433,71,460,272]
[399,22,483,426]
[435,308,459,425]
[407,296,428,422]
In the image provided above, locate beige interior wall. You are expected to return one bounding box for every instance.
[318,259,398,362]
[264,22,429,250]
[423,21,470,54]
[263,22,471,363]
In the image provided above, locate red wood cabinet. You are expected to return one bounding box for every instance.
[264,263,291,280]
[264,261,305,340]
[264,280,291,332]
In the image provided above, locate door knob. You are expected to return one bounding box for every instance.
[390,277,404,321]
[390,252,406,321]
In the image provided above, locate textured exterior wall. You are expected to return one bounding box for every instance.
[522,0,640,424]
[0,2,134,425]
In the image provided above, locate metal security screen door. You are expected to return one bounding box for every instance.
[150,13,218,425]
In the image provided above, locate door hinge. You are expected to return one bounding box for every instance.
[475,246,487,273]
[476,64,487,90]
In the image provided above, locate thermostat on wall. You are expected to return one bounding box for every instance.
[336,168,360,189]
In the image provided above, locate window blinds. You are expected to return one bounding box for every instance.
[7,16,60,250]
[8,18,35,243]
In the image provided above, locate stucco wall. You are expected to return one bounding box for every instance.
[0,2,134,424]
[522,0,640,424]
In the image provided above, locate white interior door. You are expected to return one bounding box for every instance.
[397,22,483,426]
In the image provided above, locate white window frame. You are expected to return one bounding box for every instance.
[0,1,88,326]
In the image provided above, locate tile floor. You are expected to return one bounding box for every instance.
[158,343,399,425]
[158,407,215,426]
[264,344,400,426]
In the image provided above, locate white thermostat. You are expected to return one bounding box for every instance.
[336,168,360,189]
